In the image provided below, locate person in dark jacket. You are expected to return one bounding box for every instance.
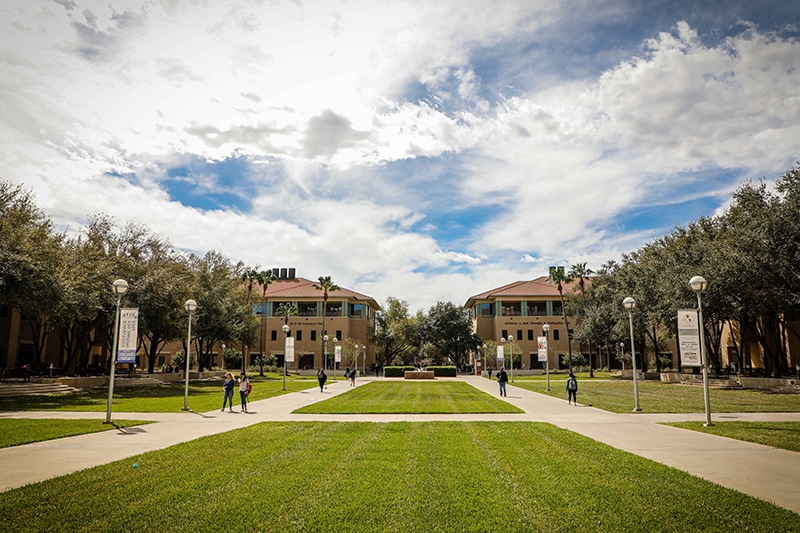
[497,368,508,397]
[566,373,578,405]
[317,368,327,392]
[222,372,235,412]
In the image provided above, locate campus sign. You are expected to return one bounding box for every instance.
[677,309,702,367]
[285,337,295,363]
[116,308,138,364]
[496,345,504,362]
[537,336,548,362]
[334,345,342,363]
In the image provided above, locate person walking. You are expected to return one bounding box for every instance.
[497,368,508,397]
[488,368,493,380]
[222,372,235,412]
[238,372,251,413]
[566,372,578,405]
[317,368,327,392]
[349,367,356,387]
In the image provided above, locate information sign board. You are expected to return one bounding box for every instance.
[678,309,702,367]
[285,337,295,363]
[117,308,139,364]
[537,336,548,362]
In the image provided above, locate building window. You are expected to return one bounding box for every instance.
[527,302,546,316]
[552,301,563,316]
[480,303,493,316]
[502,329,508,339]
[517,330,522,341]
[351,303,363,316]
[299,302,317,317]
[271,330,277,341]
[296,330,303,341]
[502,302,521,316]
[158,355,165,367]
[311,330,317,341]
[326,302,342,316]
[272,302,291,317]
[528,330,534,341]
[253,303,264,315]
[553,329,560,341]
[336,330,342,341]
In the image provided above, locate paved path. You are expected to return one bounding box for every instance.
[1,376,799,515]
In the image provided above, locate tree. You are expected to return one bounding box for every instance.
[421,301,481,368]
[255,270,278,367]
[369,297,421,366]
[546,266,575,372]
[568,262,595,377]
[276,302,298,325]
[313,276,340,366]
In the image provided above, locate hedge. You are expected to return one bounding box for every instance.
[425,366,457,377]
[384,366,416,377]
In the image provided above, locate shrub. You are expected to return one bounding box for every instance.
[425,366,457,377]
[384,366,415,377]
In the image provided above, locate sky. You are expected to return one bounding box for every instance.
[1,0,799,313]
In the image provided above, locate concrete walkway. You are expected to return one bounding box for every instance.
[1,376,799,515]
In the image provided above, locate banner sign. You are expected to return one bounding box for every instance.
[334,345,342,363]
[116,308,139,364]
[496,345,504,362]
[537,336,548,362]
[285,336,295,363]
[677,309,702,367]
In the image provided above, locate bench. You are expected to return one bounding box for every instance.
[1,367,32,382]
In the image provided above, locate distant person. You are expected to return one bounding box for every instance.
[222,372,235,412]
[566,373,578,405]
[497,368,508,397]
[349,367,356,387]
[488,369,493,380]
[238,372,250,413]
[317,368,327,392]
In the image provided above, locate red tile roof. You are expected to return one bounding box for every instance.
[253,277,376,303]
[466,276,591,304]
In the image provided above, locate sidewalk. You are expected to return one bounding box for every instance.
[1,376,799,515]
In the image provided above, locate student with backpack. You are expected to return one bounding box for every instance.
[317,368,327,392]
[238,372,251,413]
[566,373,578,405]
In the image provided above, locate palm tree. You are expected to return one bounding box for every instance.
[276,302,298,326]
[546,266,575,372]
[256,270,278,365]
[568,262,595,377]
[241,267,261,358]
[313,276,340,369]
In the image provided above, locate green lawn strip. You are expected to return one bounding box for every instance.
[0,418,153,448]
[512,380,800,413]
[0,380,319,413]
[1,421,798,532]
[246,372,319,381]
[293,381,523,414]
[500,371,621,381]
[663,421,800,452]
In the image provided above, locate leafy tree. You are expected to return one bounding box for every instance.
[568,262,595,376]
[222,347,243,368]
[369,297,421,366]
[255,270,277,367]
[421,301,481,368]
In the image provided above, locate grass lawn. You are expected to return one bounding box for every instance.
[1,422,798,532]
[0,418,153,448]
[496,371,620,381]
[0,380,319,413]
[294,381,523,414]
[511,380,800,413]
[663,421,800,452]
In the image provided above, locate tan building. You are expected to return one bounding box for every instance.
[464,276,592,371]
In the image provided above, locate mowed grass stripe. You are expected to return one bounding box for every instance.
[0,419,153,448]
[511,380,800,413]
[294,381,523,414]
[663,421,800,452]
[2,422,799,532]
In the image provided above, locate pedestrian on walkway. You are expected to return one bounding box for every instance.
[488,368,493,380]
[497,368,508,397]
[317,368,327,392]
[349,367,356,387]
[238,372,250,413]
[566,372,578,405]
[222,372,235,412]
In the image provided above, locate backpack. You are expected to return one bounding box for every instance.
[568,378,577,391]
[246,381,252,395]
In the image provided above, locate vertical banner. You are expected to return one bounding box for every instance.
[334,345,342,363]
[285,337,295,363]
[496,345,504,362]
[537,336,548,362]
[117,308,139,364]
[677,309,702,367]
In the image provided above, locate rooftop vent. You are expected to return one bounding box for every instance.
[272,268,297,280]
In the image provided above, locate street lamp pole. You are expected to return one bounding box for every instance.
[182,299,197,412]
[323,335,329,372]
[105,279,128,424]
[362,345,366,375]
[282,325,290,391]
[622,297,641,412]
[508,335,515,383]
[690,276,713,427]
[333,337,339,381]
[500,337,506,371]
[542,324,551,392]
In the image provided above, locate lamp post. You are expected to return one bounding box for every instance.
[323,335,329,372]
[362,344,366,375]
[333,337,339,381]
[104,279,128,424]
[354,344,359,375]
[508,335,515,382]
[542,324,551,392]
[500,337,506,371]
[690,275,713,427]
[619,342,624,370]
[481,343,486,376]
[622,297,641,412]
[182,299,197,412]
[220,343,225,370]
[282,324,290,391]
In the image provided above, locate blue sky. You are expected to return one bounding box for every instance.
[1,0,799,312]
